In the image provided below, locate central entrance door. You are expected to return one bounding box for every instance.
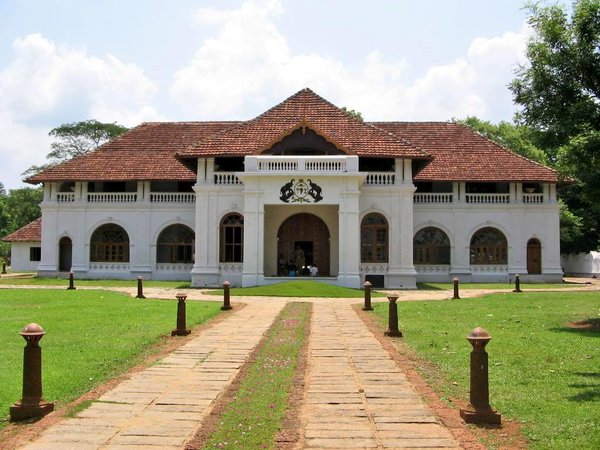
[277,213,330,276]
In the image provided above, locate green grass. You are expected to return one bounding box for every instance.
[206,280,385,297]
[372,291,600,449]
[203,302,310,449]
[417,282,577,290]
[0,289,220,427]
[0,275,190,289]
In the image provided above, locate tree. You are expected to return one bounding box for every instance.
[460,117,548,164]
[23,120,128,178]
[510,0,600,254]
[341,107,364,122]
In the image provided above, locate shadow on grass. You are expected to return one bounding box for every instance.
[550,318,600,337]
[416,283,447,291]
[568,372,600,402]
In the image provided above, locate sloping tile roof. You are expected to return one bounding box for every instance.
[2,217,42,242]
[26,122,239,183]
[178,88,428,159]
[372,122,559,183]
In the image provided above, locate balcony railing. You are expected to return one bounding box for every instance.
[365,172,396,185]
[523,193,544,204]
[465,193,510,204]
[214,173,242,185]
[88,193,137,203]
[57,193,75,202]
[414,193,453,203]
[245,155,359,173]
[150,193,195,203]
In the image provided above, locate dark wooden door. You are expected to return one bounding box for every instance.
[278,213,330,276]
[59,237,72,272]
[527,239,541,274]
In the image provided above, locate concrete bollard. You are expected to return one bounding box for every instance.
[513,274,522,293]
[67,271,76,290]
[459,327,501,425]
[221,281,232,311]
[452,277,460,299]
[10,323,55,422]
[362,281,373,311]
[384,293,403,337]
[136,276,146,299]
[171,293,191,336]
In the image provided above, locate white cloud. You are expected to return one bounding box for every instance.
[0,33,163,189]
[170,0,530,122]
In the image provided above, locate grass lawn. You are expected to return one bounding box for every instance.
[371,291,600,450]
[0,276,191,289]
[0,289,220,427]
[206,280,386,297]
[202,302,310,449]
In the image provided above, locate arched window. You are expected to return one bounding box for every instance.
[361,213,388,263]
[470,227,507,265]
[157,224,195,263]
[90,224,129,262]
[414,227,451,264]
[220,214,243,262]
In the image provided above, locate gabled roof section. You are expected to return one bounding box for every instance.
[2,218,42,242]
[26,121,239,184]
[372,122,559,183]
[178,88,428,159]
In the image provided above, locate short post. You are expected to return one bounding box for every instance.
[459,327,501,425]
[2,260,6,274]
[452,277,460,299]
[136,276,146,299]
[362,281,373,311]
[67,271,76,290]
[10,323,55,421]
[221,281,232,311]
[171,293,191,336]
[513,274,522,293]
[384,293,402,337]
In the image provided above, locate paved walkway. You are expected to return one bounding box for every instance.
[298,302,459,450]
[20,301,285,450]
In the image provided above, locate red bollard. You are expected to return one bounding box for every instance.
[136,276,146,299]
[452,277,460,299]
[10,323,55,421]
[384,293,402,337]
[67,271,76,290]
[171,293,191,336]
[513,274,522,293]
[460,327,501,424]
[362,281,373,311]
[221,281,232,310]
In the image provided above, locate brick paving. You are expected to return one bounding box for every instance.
[15,295,464,450]
[19,300,284,450]
[298,302,460,450]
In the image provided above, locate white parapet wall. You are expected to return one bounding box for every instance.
[561,252,600,277]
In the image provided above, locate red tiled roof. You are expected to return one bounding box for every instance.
[372,122,558,183]
[2,218,42,242]
[27,122,239,183]
[178,88,428,159]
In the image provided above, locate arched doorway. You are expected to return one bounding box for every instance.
[59,237,72,272]
[527,238,542,274]
[277,213,330,276]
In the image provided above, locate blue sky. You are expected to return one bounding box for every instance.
[0,0,547,190]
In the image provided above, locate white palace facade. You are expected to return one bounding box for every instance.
[6,89,563,288]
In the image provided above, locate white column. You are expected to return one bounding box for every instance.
[242,188,264,287]
[190,185,221,287]
[387,184,417,289]
[337,188,361,288]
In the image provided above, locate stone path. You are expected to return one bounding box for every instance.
[15,295,466,449]
[20,301,285,450]
[298,302,460,450]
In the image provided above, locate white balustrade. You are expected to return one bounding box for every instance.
[465,193,510,204]
[87,193,138,203]
[56,193,75,202]
[150,193,195,203]
[414,193,453,203]
[214,173,242,185]
[523,193,544,204]
[245,155,358,173]
[89,262,130,271]
[365,173,396,185]
[156,263,194,272]
[414,265,451,273]
[470,265,509,273]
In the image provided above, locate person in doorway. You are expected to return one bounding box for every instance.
[293,246,305,273]
[309,265,318,277]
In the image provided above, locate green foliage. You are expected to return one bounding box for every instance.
[203,302,309,449]
[340,106,364,122]
[460,117,548,164]
[23,120,128,178]
[0,188,43,259]
[0,289,221,425]
[372,291,600,449]
[510,0,600,254]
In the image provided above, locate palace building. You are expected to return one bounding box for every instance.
[5,88,563,288]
